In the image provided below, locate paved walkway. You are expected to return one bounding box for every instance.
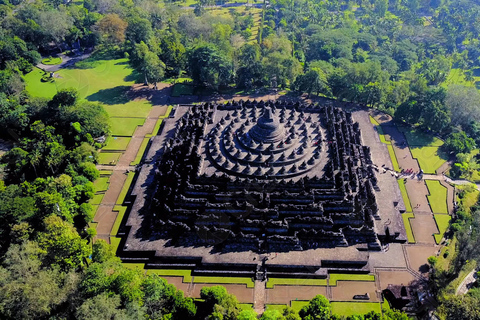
[37,52,92,72]
[254,280,266,315]
[456,269,477,295]
[94,86,170,242]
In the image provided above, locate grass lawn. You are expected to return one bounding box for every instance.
[110,118,145,136]
[434,214,452,244]
[110,205,128,236]
[426,180,449,214]
[266,278,327,289]
[116,171,135,205]
[291,301,309,313]
[123,263,145,270]
[97,152,121,165]
[146,269,193,282]
[331,302,382,316]
[437,237,456,271]
[110,236,122,252]
[444,68,480,88]
[131,138,150,166]
[193,276,255,288]
[25,58,137,100]
[410,146,447,174]
[266,305,288,311]
[42,57,62,65]
[103,137,131,151]
[397,180,413,212]
[328,274,375,286]
[398,126,444,147]
[99,170,113,175]
[402,212,416,243]
[387,145,400,171]
[93,177,109,193]
[171,83,195,97]
[89,194,104,205]
[24,68,58,98]
[102,100,152,118]
[239,304,254,311]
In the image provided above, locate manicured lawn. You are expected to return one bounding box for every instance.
[25,58,137,100]
[266,305,288,311]
[410,146,447,174]
[444,68,479,88]
[239,304,254,310]
[93,177,109,193]
[434,214,451,244]
[193,276,255,288]
[99,170,113,175]
[123,263,145,270]
[24,68,58,98]
[328,274,375,286]
[89,194,104,205]
[398,126,444,147]
[387,145,400,171]
[426,180,449,214]
[402,212,415,243]
[291,301,309,313]
[397,180,413,212]
[42,57,62,65]
[146,269,193,282]
[171,83,195,97]
[116,171,135,205]
[331,302,382,316]
[103,137,131,151]
[131,138,150,165]
[110,236,121,252]
[97,152,121,165]
[102,100,152,118]
[110,205,128,236]
[266,278,327,289]
[110,118,145,136]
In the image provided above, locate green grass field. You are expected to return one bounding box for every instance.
[398,127,444,147]
[266,304,288,311]
[123,263,145,270]
[25,58,137,100]
[426,180,449,214]
[97,152,121,165]
[102,100,153,118]
[93,177,109,193]
[387,145,400,171]
[193,276,255,288]
[89,194,104,205]
[110,118,145,136]
[171,83,195,97]
[146,269,193,282]
[110,205,128,236]
[116,171,135,205]
[444,68,480,88]
[328,274,375,286]
[239,304,254,311]
[42,57,62,65]
[266,278,327,289]
[410,147,447,174]
[402,212,416,243]
[291,301,309,313]
[331,302,382,316]
[103,137,131,151]
[397,179,413,212]
[434,214,452,244]
[131,138,150,166]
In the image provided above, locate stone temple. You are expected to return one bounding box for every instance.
[119,100,407,276]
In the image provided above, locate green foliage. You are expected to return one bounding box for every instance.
[299,295,331,320]
[444,131,475,154]
[200,285,241,320]
[188,45,233,90]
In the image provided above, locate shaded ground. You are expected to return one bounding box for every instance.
[331,281,379,302]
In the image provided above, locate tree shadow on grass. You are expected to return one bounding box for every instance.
[86,86,131,104]
[124,69,143,83]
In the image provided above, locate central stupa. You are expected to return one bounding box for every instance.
[206,105,327,179]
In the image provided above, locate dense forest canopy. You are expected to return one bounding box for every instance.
[1,0,480,318]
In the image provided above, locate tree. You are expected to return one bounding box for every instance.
[200,285,241,320]
[188,45,233,90]
[37,215,91,271]
[76,292,129,320]
[50,88,79,108]
[445,85,480,130]
[37,9,73,51]
[298,295,331,320]
[444,131,475,154]
[132,42,166,87]
[126,16,153,45]
[294,69,330,97]
[95,14,128,47]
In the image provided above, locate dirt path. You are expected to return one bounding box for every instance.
[456,269,477,295]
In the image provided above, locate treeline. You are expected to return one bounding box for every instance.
[0,238,409,319]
